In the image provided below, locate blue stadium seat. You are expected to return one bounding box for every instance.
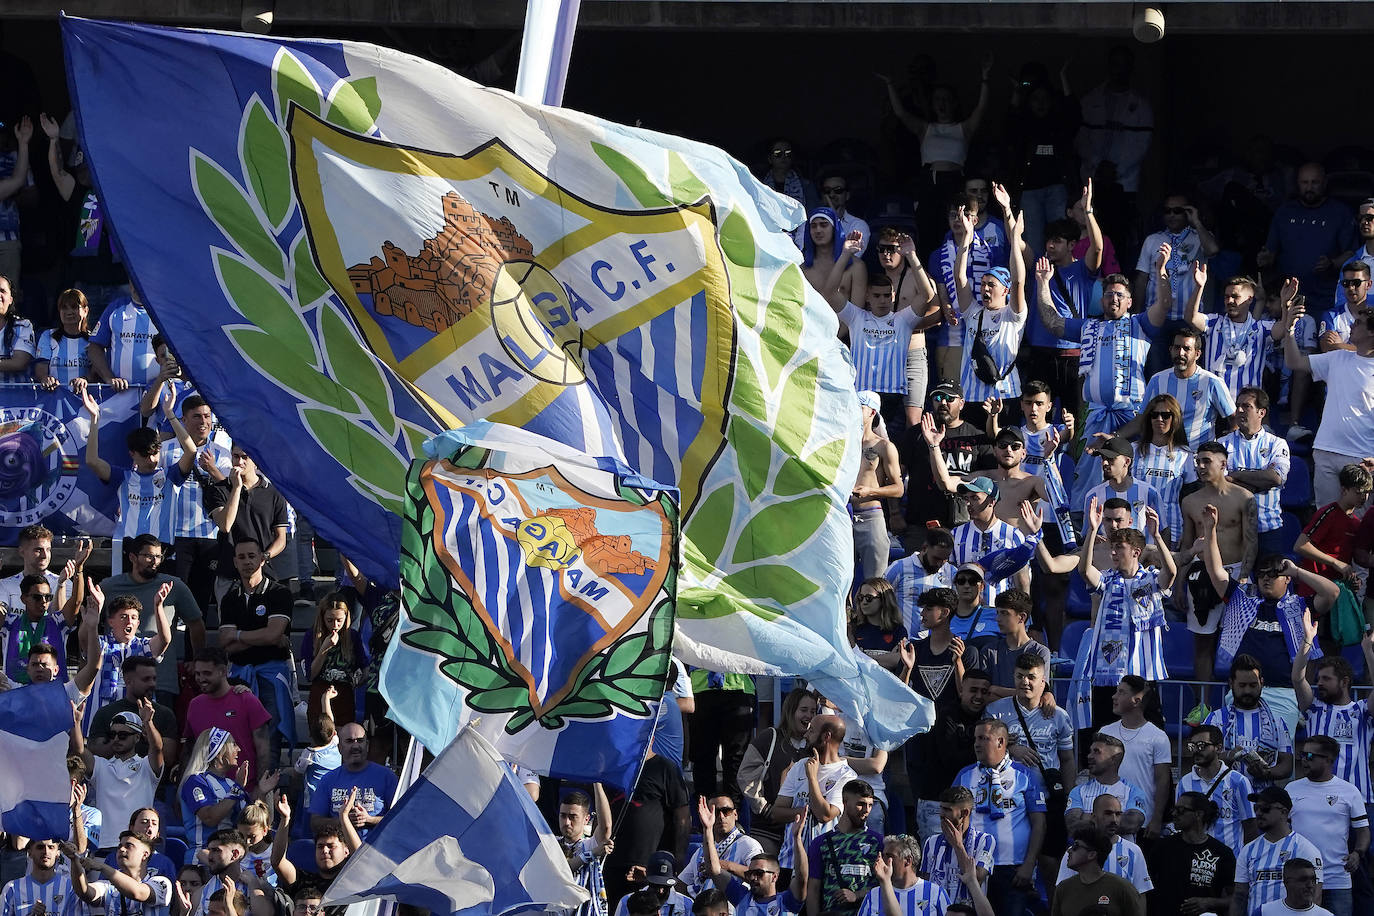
[1343,644,1368,681]
[287,838,316,875]
[1281,454,1313,510]
[163,837,188,869]
[1162,624,1195,680]
[1276,512,1304,558]
[1060,620,1090,663]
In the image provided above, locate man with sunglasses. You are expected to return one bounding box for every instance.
[72,704,163,856]
[679,796,763,900]
[1177,724,1257,851]
[1235,786,1325,916]
[818,174,870,257]
[1146,790,1235,916]
[1282,291,1374,509]
[904,381,993,533]
[1285,736,1368,916]
[700,794,808,916]
[1134,193,1218,324]
[1052,825,1143,916]
[1320,262,1373,353]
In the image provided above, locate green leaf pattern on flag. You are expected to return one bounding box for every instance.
[193,49,422,519]
[592,143,855,623]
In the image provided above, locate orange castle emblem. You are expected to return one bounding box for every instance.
[543,507,660,577]
[346,191,533,333]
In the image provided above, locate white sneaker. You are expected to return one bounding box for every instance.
[1285,424,1314,441]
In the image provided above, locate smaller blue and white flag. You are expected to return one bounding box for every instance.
[0,680,77,839]
[324,724,589,916]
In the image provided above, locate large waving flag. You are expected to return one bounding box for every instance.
[383,422,676,787]
[61,17,927,747]
[0,386,143,545]
[0,681,77,839]
[324,724,588,916]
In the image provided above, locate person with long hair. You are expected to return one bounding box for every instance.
[851,578,907,671]
[35,287,91,390]
[301,591,368,726]
[179,728,279,852]
[0,273,35,382]
[102,807,176,879]
[1133,393,1195,550]
[236,800,279,887]
[737,687,819,856]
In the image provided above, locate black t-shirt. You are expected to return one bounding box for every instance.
[907,637,961,710]
[604,754,688,872]
[901,420,993,529]
[909,704,981,799]
[1144,834,1235,916]
[203,478,290,580]
[219,577,293,665]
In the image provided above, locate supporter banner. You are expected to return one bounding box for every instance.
[325,724,588,916]
[0,680,77,840]
[62,18,928,747]
[383,422,676,786]
[0,386,143,546]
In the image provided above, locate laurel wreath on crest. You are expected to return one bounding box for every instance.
[397,449,678,733]
[189,48,431,516]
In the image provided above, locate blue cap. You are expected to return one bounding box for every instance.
[986,267,1012,288]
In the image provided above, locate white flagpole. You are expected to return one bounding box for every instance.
[514,0,582,106]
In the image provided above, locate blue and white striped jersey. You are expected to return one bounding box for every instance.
[930,236,993,349]
[1066,314,1154,412]
[159,439,231,540]
[179,772,246,851]
[838,303,924,394]
[1056,835,1152,892]
[884,555,956,636]
[1203,314,1275,397]
[1178,765,1255,851]
[1067,778,1148,819]
[1236,830,1323,916]
[1142,367,1236,450]
[109,464,185,544]
[36,330,90,384]
[1081,479,1165,535]
[1134,444,1195,548]
[959,303,1027,402]
[919,830,995,907]
[87,876,171,916]
[1088,567,1169,686]
[1301,698,1374,803]
[953,757,1046,865]
[87,635,155,733]
[856,880,950,916]
[0,872,77,916]
[1320,304,1361,343]
[0,318,36,384]
[1203,703,1293,791]
[950,518,1027,605]
[725,880,802,916]
[560,837,607,916]
[1020,425,1070,508]
[90,297,159,386]
[1218,429,1289,534]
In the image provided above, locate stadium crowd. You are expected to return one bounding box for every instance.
[3,41,1374,916]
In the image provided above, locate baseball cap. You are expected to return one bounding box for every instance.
[1093,436,1134,461]
[645,851,677,886]
[995,427,1025,445]
[956,562,986,580]
[856,390,881,412]
[930,380,963,400]
[1248,786,1292,809]
[956,476,999,500]
[110,711,142,732]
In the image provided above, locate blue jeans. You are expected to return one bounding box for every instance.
[1020,184,1069,259]
[988,863,1037,916]
[1325,886,1353,916]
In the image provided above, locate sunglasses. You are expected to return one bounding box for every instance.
[1149,411,1173,420]
[1342,278,1368,287]
[107,731,139,740]
[932,393,958,402]
[25,593,53,602]
[1185,741,1214,751]
[1301,751,1332,761]
[715,806,736,815]
[1257,568,1289,579]
[770,148,792,157]
[858,594,879,603]
[954,576,982,585]
[877,244,901,254]
[745,869,777,878]
[996,441,1024,450]
[1360,214,1374,222]
[1164,207,1188,215]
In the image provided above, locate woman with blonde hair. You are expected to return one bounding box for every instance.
[301,591,369,725]
[179,728,279,852]
[736,686,819,855]
[236,799,279,886]
[1134,392,1195,549]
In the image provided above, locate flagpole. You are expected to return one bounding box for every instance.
[514,0,582,106]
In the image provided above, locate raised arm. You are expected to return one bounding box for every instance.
[1186,203,1221,257]
[1284,557,1339,617]
[1034,257,1068,339]
[995,183,1027,314]
[921,415,957,494]
[0,119,32,201]
[1145,507,1176,590]
[80,388,110,482]
[1282,291,1313,374]
[138,696,165,777]
[1183,259,1208,332]
[878,73,929,137]
[952,209,975,315]
[148,582,174,657]
[1078,496,1105,593]
[270,793,298,887]
[59,539,92,627]
[592,782,613,853]
[1081,180,1103,275]
[1293,609,1318,713]
[39,114,75,201]
[162,391,200,476]
[962,55,994,137]
[1199,505,1231,599]
[1146,243,1175,329]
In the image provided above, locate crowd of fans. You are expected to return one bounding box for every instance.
[3,41,1374,916]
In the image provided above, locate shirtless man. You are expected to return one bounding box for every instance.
[875,228,940,426]
[941,425,1048,533]
[1179,440,1258,682]
[853,391,904,580]
[804,218,865,307]
[1037,496,1163,623]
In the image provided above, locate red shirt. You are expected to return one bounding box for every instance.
[184,689,272,786]
[1299,501,1360,595]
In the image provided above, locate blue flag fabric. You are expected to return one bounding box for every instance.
[61,17,929,750]
[324,724,588,916]
[0,386,143,545]
[0,681,78,840]
[382,421,676,788]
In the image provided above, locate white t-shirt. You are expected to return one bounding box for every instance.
[1309,350,1374,457]
[1097,720,1172,821]
[1259,902,1334,916]
[92,754,161,844]
[1287,775,1369,890]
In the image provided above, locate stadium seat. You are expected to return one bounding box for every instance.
[1281,454,1312,510]
[1162,624,1195,680]
[1060,620,1090,663]
[163,836,188,869]
[1276,512,1304,558]
[1342,643,1367,681]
